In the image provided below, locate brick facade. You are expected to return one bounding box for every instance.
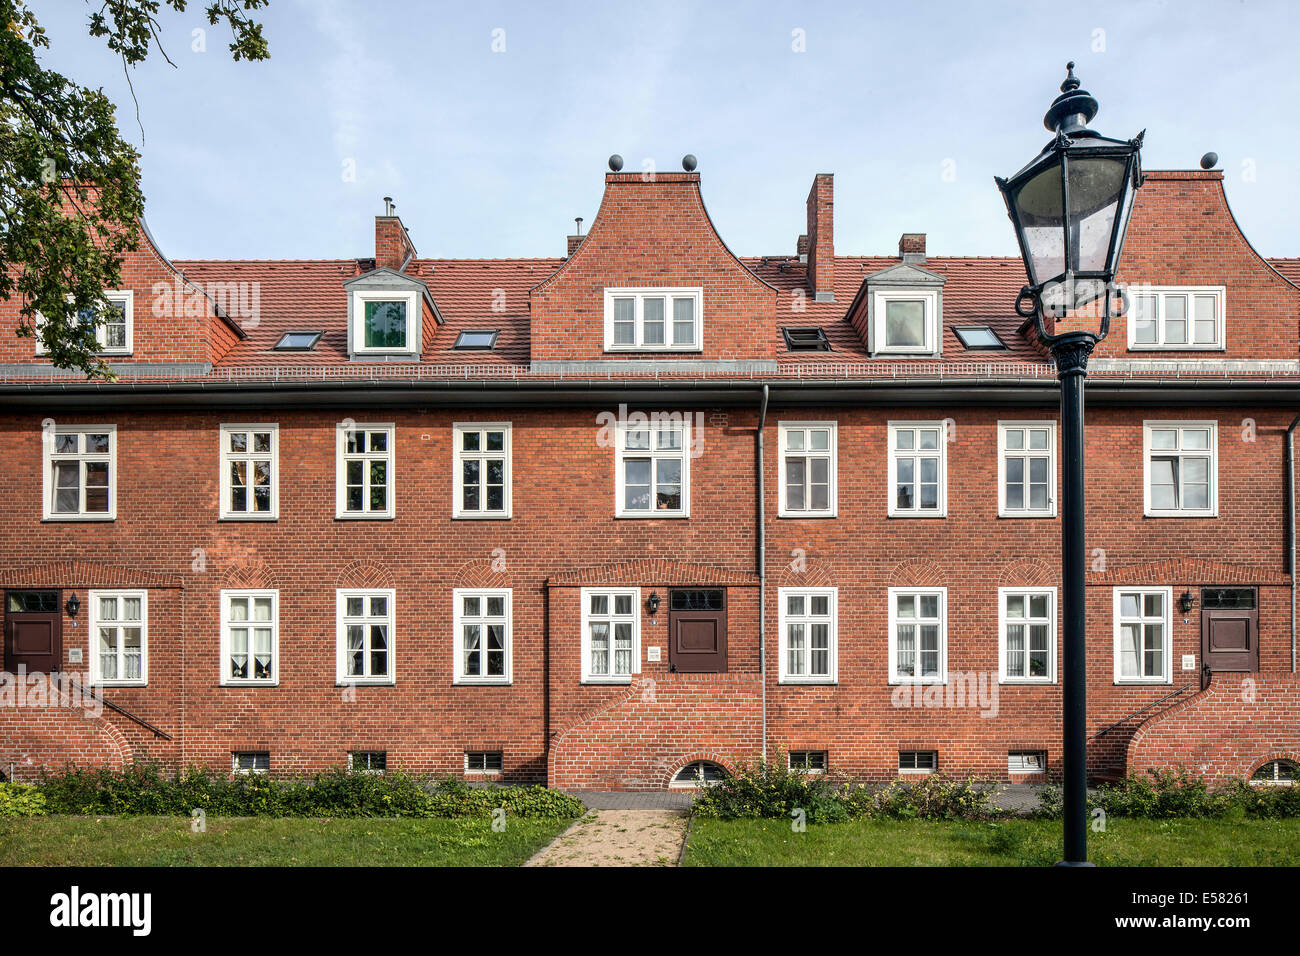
[1,162,1297,789]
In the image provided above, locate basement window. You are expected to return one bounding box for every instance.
[349,751,387,774]
[788,751,828,773]
[453,329,499,350]
[273,330,322,351]
[1008,750,1048,774]
[953,326,1006,350]
[670,761,728,788]
[1250,759,1297,786]
[899,750,937,774]
[233,752,270,775]
[465,751,503,774]
[781,327,831,352]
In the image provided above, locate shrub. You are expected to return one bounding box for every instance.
[1032,769,1300,820]
[692,753,1002,823]
[0,782,47,817]
[35,764,585,819]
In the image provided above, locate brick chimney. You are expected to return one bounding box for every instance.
[375,197,416,272]
[899,233,926,263]
[805,174,834,301]
[567,234,584,257]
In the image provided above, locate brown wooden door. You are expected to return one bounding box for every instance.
[668,589,727,673]
[4,590,63,674]
[1201,588,1258,672]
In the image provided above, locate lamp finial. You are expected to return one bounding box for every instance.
[1061,61,1080,93]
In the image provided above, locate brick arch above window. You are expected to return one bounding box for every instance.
[887,559,948,589]
[775,557,836,589]
[452,558,512,590]
[334,561,396,591]
[998,559,1057,589]
[1087,557,1287,586]
[221,557,277,590]
[547,558,756,588]
[660,752,737,790]
[0,560,182,590]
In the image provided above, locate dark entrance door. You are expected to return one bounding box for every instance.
[668,589,727,673]
[4,590,63,674]
[1201,587,1258,672]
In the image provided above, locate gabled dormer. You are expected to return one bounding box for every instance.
[344,202,442,360]
[847,235,946,356]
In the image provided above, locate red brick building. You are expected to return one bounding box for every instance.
[1,162,1298,790]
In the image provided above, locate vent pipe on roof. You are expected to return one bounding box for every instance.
[383,196,395,216]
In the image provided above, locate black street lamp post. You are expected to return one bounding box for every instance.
[996,63,1144,866]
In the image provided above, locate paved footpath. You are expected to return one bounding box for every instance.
[525,807,690,867]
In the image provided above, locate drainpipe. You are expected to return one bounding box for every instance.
[756,385,770,760]
[1288,413,1300,673]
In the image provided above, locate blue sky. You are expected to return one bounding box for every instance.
[31,0,1300,260]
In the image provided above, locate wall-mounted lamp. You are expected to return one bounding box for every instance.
[64,594,81,618]
[647,592,661,616]
[1179,590,1196,615]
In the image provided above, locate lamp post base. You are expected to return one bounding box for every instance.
[1054,860,1097,868]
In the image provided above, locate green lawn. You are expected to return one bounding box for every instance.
[0,815,571,867]
[682,817,1300,866]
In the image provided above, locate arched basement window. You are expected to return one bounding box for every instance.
[1250,759,1298,786]
[670,761,727,788]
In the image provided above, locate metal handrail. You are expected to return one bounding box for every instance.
[1088,681,1197,741]
[65,678,174,740]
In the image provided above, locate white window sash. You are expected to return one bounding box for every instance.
[1112,587,1172,684]
[219,424,279,520]
[602,288,703,352]
[888,587,948,685]
[1125,286,1225,351]
[872,290,940,355]
[220,589,279,686]
[777,422,838,517]
[335,588,396,685]
[42,425,117,521]
[88,589,148,686]
[1142,421,1218,517]
[452,587,512,684]
[887,422,947,517]
[997,586,1057,684]
[351,289,419,354]
[777,587,838,684]
[34,290,134,356]
[335,423,395,519]
[580,587,640,683]
[614,420,690,518]
[997,421,1057,518]
[452,423,513,519]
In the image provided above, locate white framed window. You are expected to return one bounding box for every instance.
[899,750,937,774]
[336,589,395,685]
[349,751,387,773]
[220,589,279,686]
[778,422,837,517]
[1143,421,1217,517]
[232,752,269,774]
[788,751,828,773]
[778,587,838,684]
[888,587,947,684]
[1008,751,1048,773]
[219,424,278,520]
[335,423,394,519]
[872,289,939,354]
[1127,286,1225,350]
[88,590,147,686]
[351,289,418,354]
[888,422,946,517]
[615,417,690,517]
[999,587,1056,683]
[1250,759,1298,786]
[465,751,503,774]
[998,422,1057,517]
[1113,587,1172,684]
[453,588,512,684]
[453,423,512,519]
[35,290,134,356]
[580,587,640,683]
[603,287,702,351]
[42,425,116,520]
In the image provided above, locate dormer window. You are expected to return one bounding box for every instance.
[874,290,939,354]
[35,290,133,356]
[1127,286,1225,350]
[603,288,702,352]
[349,289,420,356]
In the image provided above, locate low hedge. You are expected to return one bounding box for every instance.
[1034,768,1300,820]
[0,782,48,818]
[34,765,585,819]
[691,754,1001,823]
